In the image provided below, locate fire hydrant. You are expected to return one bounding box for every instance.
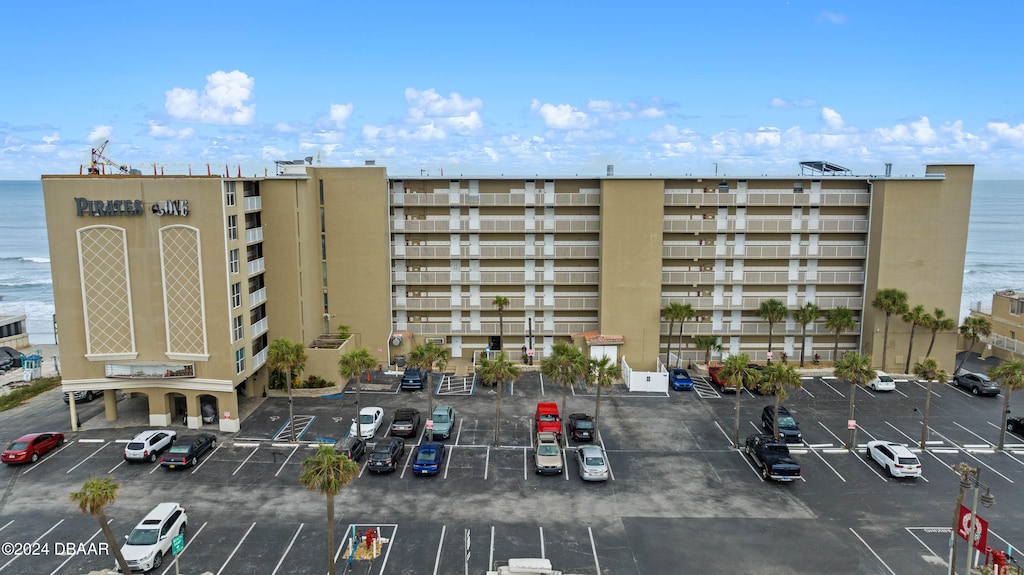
[364,528,377,550]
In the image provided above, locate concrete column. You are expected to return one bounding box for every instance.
[147,393,172,427]
[185,394,201,429]
[103,390,118,422]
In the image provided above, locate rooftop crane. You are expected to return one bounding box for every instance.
[89,140,131,174]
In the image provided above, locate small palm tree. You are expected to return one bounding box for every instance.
[588,355,621,440]
[924,307,956,357]
[902,304,927,374]
[298,443,360,575]
[824,306,856,364]
[476,352,521,446]
[792,303,820,368]
[989,359,1024,450]
[492,295,509,352]
[695,335,721,367]
[268,338,308,441]
[871,288,909,370]
[70,477,132,574]
[756,299,788,364]
[338,347,376,439]
[759,362,802,437]
[956,316,993,374]
[912,357,947,451]
[661,303,686,366]
[408,341,449,440]
[834,352,875,451]
[718,353,761,447]
[540,341,587,427]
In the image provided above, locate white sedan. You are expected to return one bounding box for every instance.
[867,371,896,391]
[349,407,385,438]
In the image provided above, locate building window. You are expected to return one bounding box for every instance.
[229,249,239,274]
[1010,299,1024,315]
[231,283,241,308]
[793,183,804,193]
[228,215,238,240]
[225,182,236,206]
[235,348,245,374]
[233,316,244,341]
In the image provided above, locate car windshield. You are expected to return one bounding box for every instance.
[8,441,28,450]
[167,445,190,454]
[584,456,605,466]
[537,445,559,456]
[778,416,797,427]
[575,420,594,429]
[433,413,449,423]
[898,456,919,465]
[126,528,159,546]
[359,414,376,424]
[539,414,558,422]
[415,449,437,463]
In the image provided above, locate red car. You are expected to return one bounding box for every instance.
[3,432,65,464]
[708,366,736,394]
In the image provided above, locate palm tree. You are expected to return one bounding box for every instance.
[540,341,587,428]
[661,302,695,367]
[718,353,761,448]
[955,316,993,374]
[912,357,947,452]
[824,306,856,364]
[588,355,621,440]
[476,351,521,446]
[756,299,788,364]
[298,443,360,575]
[674,303,696,368]
[902,305,927,374]
[337,347,376,439]
[792,303,820,368]
[989,359,1024,450]
[268,338,308,441]
[924,307,956,358]
[759,362,801,437]
[70,477,132,574]
[492,295,509,352]
[833,352,875,451]
[408,341,449,441]
[695,335,721,367]
[871,288,909,370]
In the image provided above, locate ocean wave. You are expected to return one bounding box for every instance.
[0,279,53,287]
[0,256,50,264]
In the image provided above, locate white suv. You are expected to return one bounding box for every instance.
[119,502,187,572]
[124,430,176,463]
[865,440,921,478]
[867,371,896,391]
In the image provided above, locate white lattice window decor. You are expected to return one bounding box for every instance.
[77,226,136,357]
[159,226,207,357]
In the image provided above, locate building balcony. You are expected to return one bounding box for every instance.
[243,196,262,212]
[395,243,601,260]
[399,270,600,285]
[251,317,268,338]
[247,257,265,276]
[665,191,737,206]
[662,295,862,311]
[249,287,267,308]
[395,295,600,311]
[252,346,267,369]
[402,320,599,337]
[245,226,263,244]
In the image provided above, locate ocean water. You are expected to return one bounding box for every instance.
[0,179,1019,345]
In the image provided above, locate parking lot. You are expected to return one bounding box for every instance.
[2,365,1023,574]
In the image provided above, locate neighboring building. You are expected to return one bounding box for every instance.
[41,161,973,428]
[0,310,29,350]
[969,289,1024,359]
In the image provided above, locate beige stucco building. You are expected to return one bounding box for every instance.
[968,289,1024,360]
[41,161,973,429]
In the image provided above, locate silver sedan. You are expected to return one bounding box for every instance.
[575,444,609,482]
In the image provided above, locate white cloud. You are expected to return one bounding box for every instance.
[274,122,299,133]
[88,125,113,143]
[821,107,848,132]
[637,107,666,119]
[531,99,595,129]
[165,70,256,125]
[361,121,446,142]
[41,133,60,145]
[875,116,937,145]
[986,121,1024,146]
[818,11,848,24]
[406,88,482,118]
[771,97,817,109]
[647,124,700,143]
[328,103,354,128]
[260,145,288,160]
[147,121,194,139]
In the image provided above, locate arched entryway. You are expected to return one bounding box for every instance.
[198,394,219,426]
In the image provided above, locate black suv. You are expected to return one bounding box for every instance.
[367,437,405,473]
[761,405,802,443]
[390,408,421,437]
[334,436,367,462]
[567,413,595,442]
[401,368,424,390]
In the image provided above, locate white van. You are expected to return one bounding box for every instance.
[487,558,579,575]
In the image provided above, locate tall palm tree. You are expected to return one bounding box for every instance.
[759,362,801,437]
[298,443,360,575]
[476,351,521,446]
[540,341,587,427]
[408,341,449,441]
[792,303,820,368]
[695,335,721,367]
[902,304,927,374]
[924,307,956,358]
[337,347,376,439]
[833,352,875,451]
[70,477,132,574]
[824,306,856,364]
[756,299,788,364]
[660,302,686,366]
[871,288,909,370]
[492,295,509,352]
[718,353,760,448]
[674,303,696,368]
[268,338,308,441]
[989,359,1024,450]
[912,357,947,452]
[956,316,993,374]
[588,355,621,440]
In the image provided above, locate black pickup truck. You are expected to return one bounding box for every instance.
[744,434,801,482]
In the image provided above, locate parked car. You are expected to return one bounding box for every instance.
[401,367,424,390]
[160,433,216,469]
[349,406,385,439]
[668,368,693,391]
[390,408,421,438]
[746,364,767,394]
[430,404,455,440]
[575,444,609,482]
[334,436,367,462]
[63,389,99,403]
[535,402,562,439]
[367,437,405,473]
[567,413,595,442]
[865,440,922,478]
[2,432,64,464]
[744,434,802,482]
[118,502,187,572]
[534,431,563,475]
[412,442,446,475]
[761,405,802,443]
[707,366,735,393]
[124,430,177,463]
[1007,416,1024,437]
[867,371,896,392]
[953,372,1000,396]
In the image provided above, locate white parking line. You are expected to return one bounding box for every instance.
[443,445,454,479]
[48,520,109,575]
[232,445,260,476]
[66,442,110,474]
[588,527,601,574]
[274,445,300,477]
[953,421,994,446]
[0,520,11,532]
[484,446,490,479]
[270,523,303,575]
[818,379,846,397]
[817,421,846,446]
[106,459,126,474]
[854,450,889,482]
[736,449,764,482]
[848,528,897,575]
[157,521,208,575]
[400,447,415,478]
[489,525,495,570]
[215,522,256,575]
[597,434,615,481]
[523,447,529,480]
[810,448,846,482]
[432,525,447,575]
[19,442,73,475]
[539,526,546,558]
[713,420,731,444]
[190,443,223,475]
[455,418,464,444]
[903,527,944,562]
[0,519,63,572]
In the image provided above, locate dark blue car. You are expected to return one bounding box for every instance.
[412,442,445,475]
[669,368,693,391]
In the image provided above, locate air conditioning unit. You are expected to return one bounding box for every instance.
[390,335,404,347]
[426,337,445,345]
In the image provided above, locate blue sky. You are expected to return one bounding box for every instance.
[3,1,1024,180]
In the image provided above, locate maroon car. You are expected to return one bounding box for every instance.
[2,432,65,464]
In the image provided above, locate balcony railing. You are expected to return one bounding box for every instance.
[243,196,262,212]
[247,257,265,276]
[249,287,267,308]
[396,295,601,311]
[252,347,267,369]
[105,363,195,379]
[245,226,263,244]
[401,320,599,336]
[251,317,268,338]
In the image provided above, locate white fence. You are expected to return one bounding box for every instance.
[621,356,668,393]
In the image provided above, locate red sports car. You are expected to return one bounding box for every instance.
[2,432,65,464]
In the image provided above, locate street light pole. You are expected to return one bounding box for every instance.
[948,465,969,575]
[950,463,995,575]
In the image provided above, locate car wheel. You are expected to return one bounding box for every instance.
[971,386,980,395]
[152,550,164,570]
[58,437,64,446]
[761,466,769,479]
[1008,422,1015,432]
[887,466,894,478]
[179,524,186,539]
[31,452,39,463]
[84,391,94,402]
[149,452,158,463]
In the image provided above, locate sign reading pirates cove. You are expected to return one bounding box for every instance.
[74,197,190,217]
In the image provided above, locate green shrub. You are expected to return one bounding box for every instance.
[301,375,334,388]
[0,377,62,412]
